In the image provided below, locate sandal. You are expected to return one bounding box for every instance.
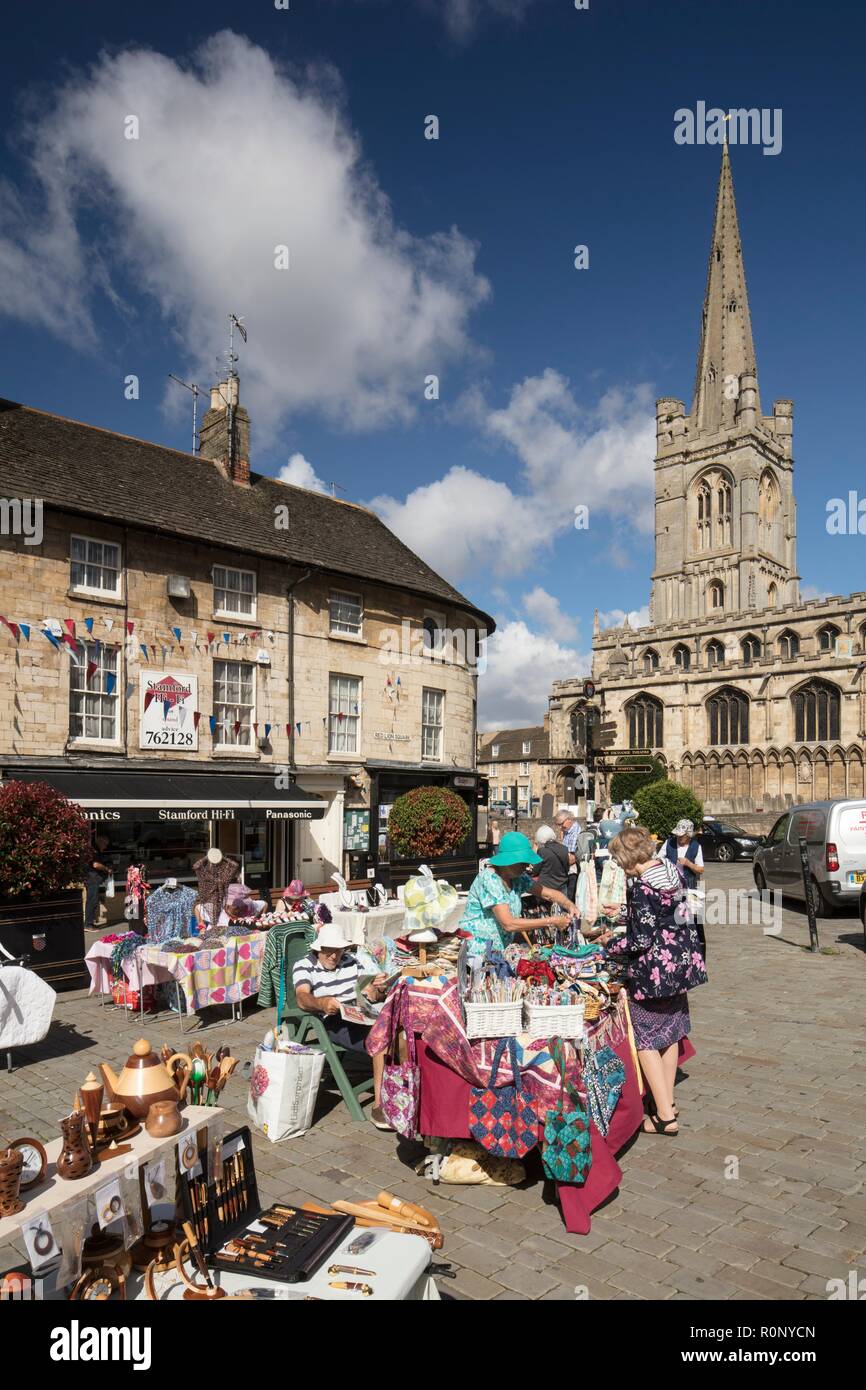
[642,1112,679,1137]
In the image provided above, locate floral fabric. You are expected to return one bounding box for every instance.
[459,868,535,957]
[607,859,707,1002]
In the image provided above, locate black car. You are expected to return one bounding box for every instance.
[698,819,763,863]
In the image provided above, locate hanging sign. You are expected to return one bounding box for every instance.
[139,671,199,750]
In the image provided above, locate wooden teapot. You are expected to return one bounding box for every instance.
[99,1039,190,1121]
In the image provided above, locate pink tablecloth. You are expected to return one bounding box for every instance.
[85,935,266,1012]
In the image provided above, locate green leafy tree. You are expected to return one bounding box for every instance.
[0,781,91,899]
[387,786,472,860]
[632,780,704,840]
[609,755,667,805]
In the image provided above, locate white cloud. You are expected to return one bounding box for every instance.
[277,452,328,494]
[370,466,526,578]
[418,0,536,40]
[477,619,590,729]
[372,371,655,582]
[522,586,576,642]
[0,32,489,433]
[599,606,650,631]
[800,585,831,601]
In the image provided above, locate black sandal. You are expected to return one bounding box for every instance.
[642,1112,679,1137]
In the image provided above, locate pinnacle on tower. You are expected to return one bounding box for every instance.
[691,144,760,434]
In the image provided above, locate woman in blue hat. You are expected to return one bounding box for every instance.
[461,831,579,958]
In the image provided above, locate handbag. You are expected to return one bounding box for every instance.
[104,873,115,900]
[379,984,421,1140]
[583,1043,625,1137]
[541,1038,592,1183]
[468,1036,538,1160]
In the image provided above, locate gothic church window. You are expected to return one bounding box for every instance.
[643,648,660,674]
[741,635,762,665]
[767,582,778,607]
[758,471,780,551]
[626,694,663,749]
[697,482,712,549]
[792,680,840,743]
[705,640,725,668]
[673,644,691,671]
[817,625,840,654]
[708,580,724,611]
[779,630,799,660]
[716,482,732,546]
[707,687,750,746]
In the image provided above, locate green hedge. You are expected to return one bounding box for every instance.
[609,755,667,805]
[632,780,704,840]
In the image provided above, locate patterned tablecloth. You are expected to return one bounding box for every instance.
[85,934,266,1013]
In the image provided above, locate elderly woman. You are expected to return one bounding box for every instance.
[533,824,570,894]
[607,826,707,1136]
[461,831,578,958]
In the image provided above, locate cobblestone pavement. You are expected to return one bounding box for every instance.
[2,865,864,1300]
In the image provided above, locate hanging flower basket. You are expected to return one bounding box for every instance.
[388,786,472,860]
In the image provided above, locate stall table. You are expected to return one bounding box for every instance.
[85,934,266,1029]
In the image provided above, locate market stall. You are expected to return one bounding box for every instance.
[85,934,266,1023]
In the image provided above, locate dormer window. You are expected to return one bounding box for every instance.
[522,740,531,755]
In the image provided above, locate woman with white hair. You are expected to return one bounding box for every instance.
[533,823,570,893]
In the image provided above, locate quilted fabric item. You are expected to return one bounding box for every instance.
[541,1039,592,1184]
[0,966,56,1049]
[380,983,421,1139]
[583,1043,625,1138]
[468,1036,538,1160]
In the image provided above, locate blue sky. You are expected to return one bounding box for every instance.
[1,0,864,726]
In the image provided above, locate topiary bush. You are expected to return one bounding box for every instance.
[632,779,704,841]
[0,780,91,899]
[387,786,472,860]
[609,755,667,805]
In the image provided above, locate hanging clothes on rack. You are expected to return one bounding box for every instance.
[146,884,198,945]
[124,865,150,923]
[193,856,239,924]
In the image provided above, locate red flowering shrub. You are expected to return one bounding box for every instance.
[388,786,472,860]
[0,781,91,899]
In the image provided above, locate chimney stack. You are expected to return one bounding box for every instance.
[199,377,251,485]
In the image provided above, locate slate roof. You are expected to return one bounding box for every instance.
[0,398,493,627]
[478,725,548,761]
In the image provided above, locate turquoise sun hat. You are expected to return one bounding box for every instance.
[487,830,542,867]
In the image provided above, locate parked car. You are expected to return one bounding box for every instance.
[699,818,763,863]
[753,799,866,915]
[488,801,515,820]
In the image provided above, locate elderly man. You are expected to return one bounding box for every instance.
[292,924,391,1128]
[554,809,587,900]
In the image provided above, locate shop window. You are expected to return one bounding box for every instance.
[422,687,444,760]
[329,590,363,637]
[213,565,256,619]
[69,642,119,743]
[329,674,361,754]
[70,535,121,596]
[792,680,840,743]
[213,659,255,747]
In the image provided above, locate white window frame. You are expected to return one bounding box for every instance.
[491,743,500,757]
[70,534,122,598]
[329,674,361,755]
[69,641,120,745]
[329,589,364,639]
[522,740,531,755]
[519,761,530,776]
[213,658,256,749]
[422,687,444,761]
[213,564,257,620]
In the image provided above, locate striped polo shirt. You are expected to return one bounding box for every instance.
[292,949,360,1003]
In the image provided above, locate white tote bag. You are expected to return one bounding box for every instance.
[247,1044,326,1142]
[104,873,115,899]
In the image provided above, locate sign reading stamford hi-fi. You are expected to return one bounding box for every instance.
[139,671,198,750]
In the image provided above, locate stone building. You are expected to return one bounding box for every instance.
[0,381,491,893]
[550,145,866,816]
[476,722,558,820]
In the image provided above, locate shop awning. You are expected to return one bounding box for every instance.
[5,769,326,823]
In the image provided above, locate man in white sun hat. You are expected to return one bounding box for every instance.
[292,923,392,1127]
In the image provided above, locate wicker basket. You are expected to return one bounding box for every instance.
[523,1001,586,1040]
[463,999,523,1039]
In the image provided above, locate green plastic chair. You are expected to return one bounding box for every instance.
[276,927,374,1124]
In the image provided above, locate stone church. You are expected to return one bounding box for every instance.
[549,145,866,816]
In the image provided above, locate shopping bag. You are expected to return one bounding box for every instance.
[583,1044,625,1138]
[468,1036,538,1160]
[540,1038,592,1183]
[380,984,420,1139]
[247,1044,326,1142]
[104,873,115,900]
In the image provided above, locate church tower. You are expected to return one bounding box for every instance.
[651,145,799,625]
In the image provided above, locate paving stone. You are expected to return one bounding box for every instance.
[494,1263,560,1298]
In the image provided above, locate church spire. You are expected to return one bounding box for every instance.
[691,143,760,434]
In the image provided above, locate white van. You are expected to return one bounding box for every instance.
[753,799,866,914]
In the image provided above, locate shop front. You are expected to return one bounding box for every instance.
[356,764,482,891]
[5,767,325,924]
